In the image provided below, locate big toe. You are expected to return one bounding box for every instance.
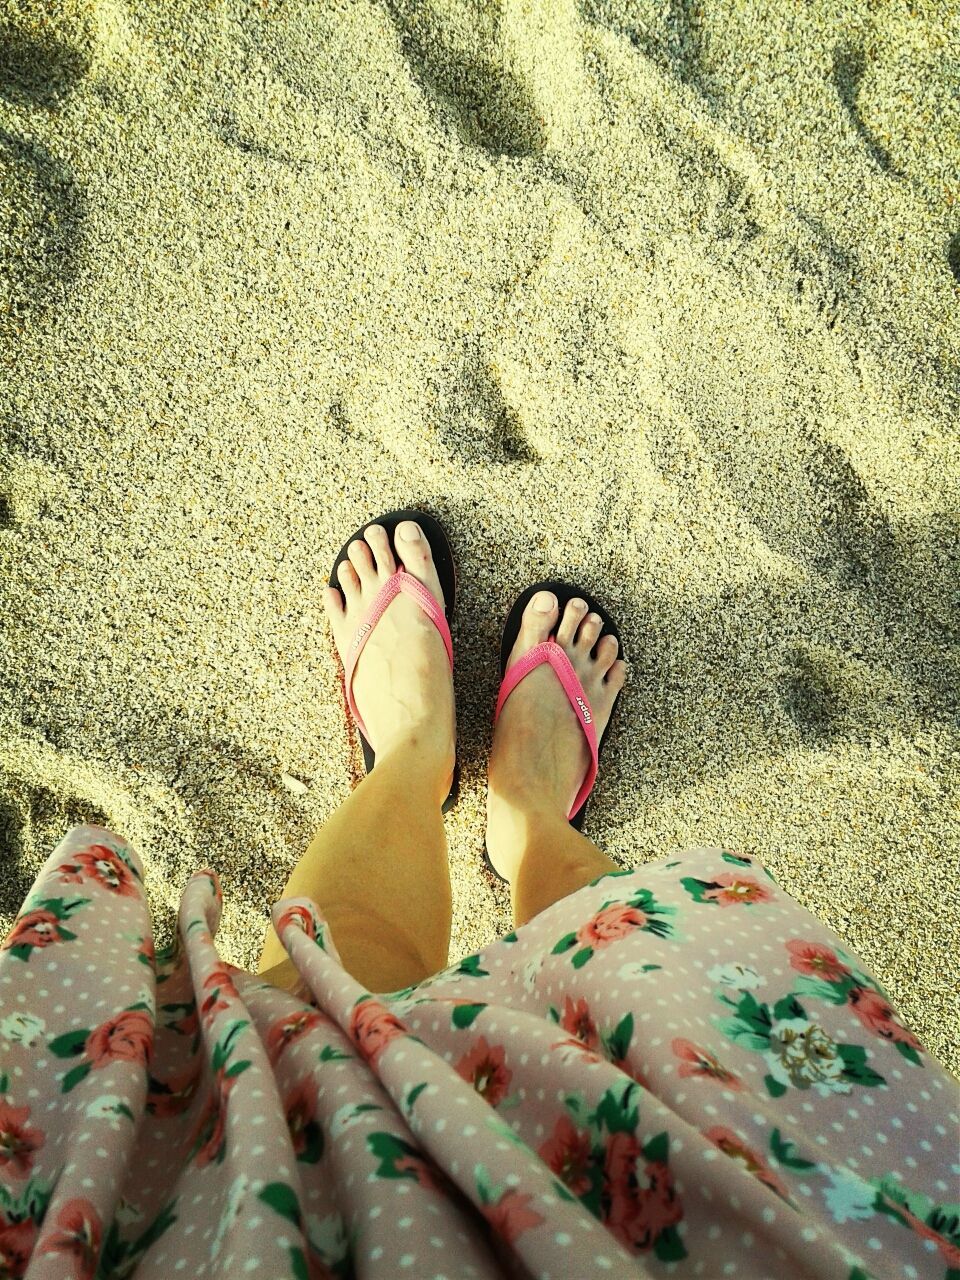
[395,520,444,607]
[513,590,558,658]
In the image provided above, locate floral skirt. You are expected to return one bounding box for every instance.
[0,825,956,1279]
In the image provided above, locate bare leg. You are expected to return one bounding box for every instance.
[486,591,627,928]
[259,518,456,993]
[258,742,451,992]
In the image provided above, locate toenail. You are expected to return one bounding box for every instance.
[398,522,421,541]
[367,524,384,537]
[534,591,556,613]
[587,613,601,625]
[571,598,586,611]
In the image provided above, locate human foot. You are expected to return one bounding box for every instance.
[485,591,627,881]
[322,521,455,796]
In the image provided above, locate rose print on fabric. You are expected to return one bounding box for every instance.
[872,1177,960,1276]
[57,845,138,898]
[551,1079,686,1261]
[284,1082,324,1164]
[200,960,241,1026]
[704,1127,790,1200]
[0,1173,53,1276]
[0,1103,44,1179]
[146,1063,201,1118]
[186,1020,253,1166]
[538,1115,593,1197]
[39,1197,102,1280]
[2,897,89,961]
[455,1037,513,1106]
[348,996,408,1066]
[786,939,924,1065]
[547,1004,649,1085]
[713,991,885,1096]
[266,1008,325,1065]
[367,1132,452,1196]
[670,1039,743,1088]
[476,1167,546,1245]
[275,903,322,945]
[681,872,773,907]
[551,889,676,970]
[49,1004,154,1094]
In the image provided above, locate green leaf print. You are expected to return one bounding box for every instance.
[551,931,578,956]
[604,1013,634,1063]
[837,1044,885,1087]
[552,1178,577,1203]
[654,1223,687,1262]
[367,1132,425,1182]
[680,876,713,904]
[501,931,519,943]
[258,1182,303,1228]
[211,1019,250,1072]
[794,975,850,1006]
[289,1247,309,1280]
[319,1044,354,1062]
[62,1062,93,1093]
[451,1003,486,1029]
[593,1080,641,1135]
[405,1082,429,1112]
[772,994,806,1022]
[894,1040,923,1066]
[642,1131,669,1165]
[571,948,593,969]
[455,954,489,978]
[49,1028,90,1058]
[0,1073,7,1093]
[588,868,634,886]
[764,1074,788,1098]
[721,852,753,866]
[847,1268,875,1280]
[770,1128,817,1171]
[0,1172,54,1224]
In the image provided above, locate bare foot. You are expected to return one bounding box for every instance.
[322,521,455,796]
[485,592,626,881]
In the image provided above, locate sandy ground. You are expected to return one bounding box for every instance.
[1,0,957,1074]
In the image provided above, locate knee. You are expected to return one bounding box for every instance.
[323,903,442,989]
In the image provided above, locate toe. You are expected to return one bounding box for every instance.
[595,632,619,673]
[395,520,444,606]
[604,658,627,692]
[322,585,345,621]
[364,523,396,578]
[518,590,558,650]
[337,559,361,603]
[556,597,587,647]
[577,611,603,651]
[347,537,377,586]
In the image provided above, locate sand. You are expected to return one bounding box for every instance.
[1,0,958,1073]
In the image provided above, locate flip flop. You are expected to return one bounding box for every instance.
[329,509,459,814]
[483,581,626,881]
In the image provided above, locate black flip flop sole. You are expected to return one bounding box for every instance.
[484,581,626,880]
[329,509,460,814]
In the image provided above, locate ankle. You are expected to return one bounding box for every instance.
[373,733,454,803]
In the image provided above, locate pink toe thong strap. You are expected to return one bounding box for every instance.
[493,639,599,822]
[343,569,453,744]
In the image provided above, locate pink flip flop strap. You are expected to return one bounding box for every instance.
[493,639,599,823]
[343,569,453,743]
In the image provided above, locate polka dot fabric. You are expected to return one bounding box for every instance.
[0,827,956,1279]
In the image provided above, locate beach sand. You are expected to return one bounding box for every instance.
[1,0,957,1072]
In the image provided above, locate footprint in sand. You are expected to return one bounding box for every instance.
[388,0,585,157]
[0,777,109,923]
[831,44,897,176]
